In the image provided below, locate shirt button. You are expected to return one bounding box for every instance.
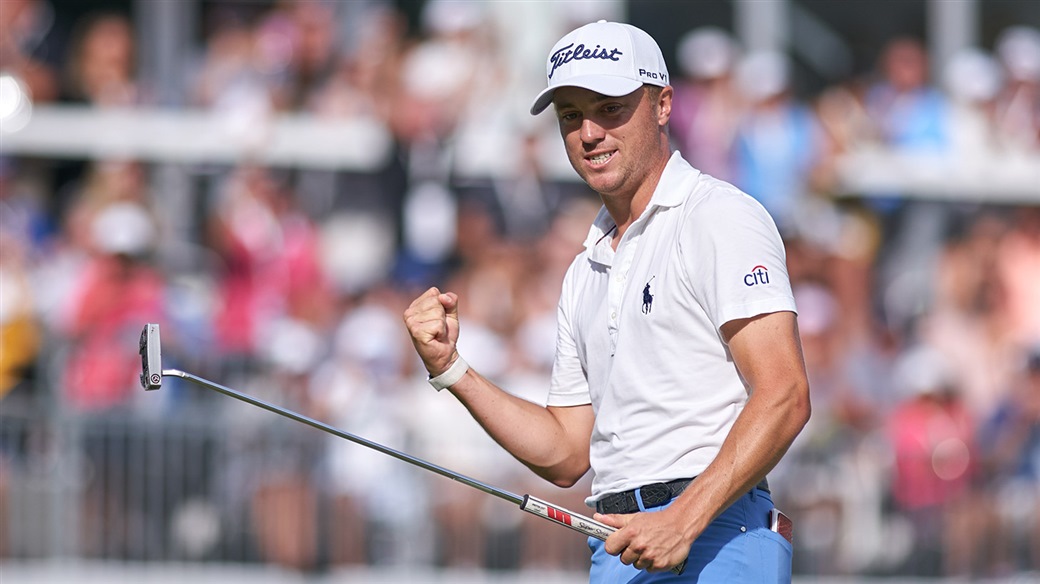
[611,312,617,319]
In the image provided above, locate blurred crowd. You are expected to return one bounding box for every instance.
[1,0,1039,579]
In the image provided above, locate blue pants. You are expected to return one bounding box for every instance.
[588,487,792,583]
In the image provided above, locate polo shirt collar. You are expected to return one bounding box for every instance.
[583,206,617,265]
[582,151,700,265]
[648,151,698,209]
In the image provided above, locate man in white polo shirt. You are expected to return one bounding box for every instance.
[404,20,810,583]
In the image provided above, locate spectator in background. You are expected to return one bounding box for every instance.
[993,26,1040,151]
[731,51,824,235]
[942,48,1004,155]
[865,37,949,155]
[0,228,39,399]
[232,0,341,113]
[57,199,166,411]
[51,159,165,411]
[994,208,1040,347]
[392,0,494,146]
[981,345,1040,573]
[276,0,340,112]
[313,290,429,567]
[48,11,141,228]
[887,344,979,577]
[390,1,502,283]
[62,160,151,248]
[207,165,333,364]
[61,11,139,106]
[190,7,267,111]
[49,192,168,560]
[0,0,61,103]
[501,131,566,240]
[291,1,409,131]
[191,1,391,119]
[0,160,43,398]
[409,211,525,568]
[813,74,875,159]
[863,38,953,337]
[246,317,326,573]
[327,4,409,123]
[923,213,1017,422]
[507,199,600,572]
[670,27,743,183]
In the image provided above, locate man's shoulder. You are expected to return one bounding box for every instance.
[663,153,749,205]
[673,170,782,246]
[684,173,765,219]
[560,245,594,283]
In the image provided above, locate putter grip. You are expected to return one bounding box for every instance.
[520,495,687,575]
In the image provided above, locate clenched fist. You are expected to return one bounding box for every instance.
[403,287,461,377]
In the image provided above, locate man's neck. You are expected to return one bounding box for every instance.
[601,152,671,249]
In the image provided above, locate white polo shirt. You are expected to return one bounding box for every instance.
[548,151,797,501]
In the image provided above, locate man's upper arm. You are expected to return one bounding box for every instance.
[547,402,595,438]
[544,403,595,485]
[721,310,808,395]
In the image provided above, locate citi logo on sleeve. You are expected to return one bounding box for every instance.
[744,265,771,286]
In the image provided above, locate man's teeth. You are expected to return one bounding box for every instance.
[590,152,612,163]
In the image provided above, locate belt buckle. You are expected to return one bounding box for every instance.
[639,482,672,508]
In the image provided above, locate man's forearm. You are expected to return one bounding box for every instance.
[670,309,812,536]
[447,367,594,488]
[668,375,810,540]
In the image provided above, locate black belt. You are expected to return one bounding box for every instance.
[595,477,770,515]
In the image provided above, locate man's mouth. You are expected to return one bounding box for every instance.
[587,151,614,165]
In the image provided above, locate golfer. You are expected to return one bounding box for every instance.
[404,20,810,583]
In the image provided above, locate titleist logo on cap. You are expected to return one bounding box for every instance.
[529,21,669,115]
[549,43,624,79]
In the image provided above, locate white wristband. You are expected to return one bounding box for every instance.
[428,357,469,391]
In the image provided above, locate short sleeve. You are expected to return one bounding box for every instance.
[547,260,592,407]
[679,187,797,333]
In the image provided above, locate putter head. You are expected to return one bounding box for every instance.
[139,323,162,390]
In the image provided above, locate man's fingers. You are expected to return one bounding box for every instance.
[620,548,640,567]
[404,289,452,341]
[594,512,684,572]
[593,512,633,529]
[405,287,441,317]
[403,288,463,375]
[594,512,636,557]
[439,291,458,317]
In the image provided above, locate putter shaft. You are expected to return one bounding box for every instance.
[145,326,683,574]
[163,368,525,506]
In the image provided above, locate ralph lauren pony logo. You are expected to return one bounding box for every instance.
[549,43,624,79]
[642,276,655,314]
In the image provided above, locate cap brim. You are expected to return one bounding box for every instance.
[529,76,644,115]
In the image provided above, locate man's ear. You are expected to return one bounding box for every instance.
[657,85,673,127]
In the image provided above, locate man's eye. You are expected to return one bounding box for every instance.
[560,112,580,122]
[604,104,621,114]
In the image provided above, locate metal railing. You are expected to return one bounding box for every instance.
[0,343,591,574]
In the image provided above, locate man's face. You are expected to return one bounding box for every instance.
[552,85,671,199]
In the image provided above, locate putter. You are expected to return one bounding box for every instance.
[140,324,689,573]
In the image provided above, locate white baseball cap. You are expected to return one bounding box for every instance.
[91,202,156,256]
[530,20,670,115]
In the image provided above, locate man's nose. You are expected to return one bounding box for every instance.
[580,118,605,143]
